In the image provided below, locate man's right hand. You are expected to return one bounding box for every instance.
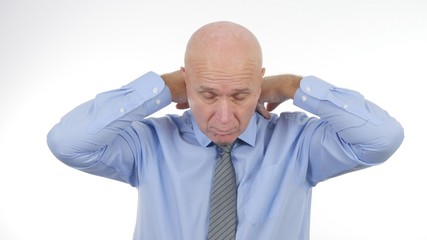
[161,69,189,109]
[256,74,302,119]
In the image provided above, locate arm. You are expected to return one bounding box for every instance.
[161,69,188,109]
[256,74,302,118]
[258,74,404,183]
[47,71,178,185]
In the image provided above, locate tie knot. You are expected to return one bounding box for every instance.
[216,143,234,153]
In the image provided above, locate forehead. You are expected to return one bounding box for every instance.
[189,68,259,90]
[187,56,260,78]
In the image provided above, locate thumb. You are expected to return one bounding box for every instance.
[176,102,190,109]
[266,102,280,111]
[256,103,271,120]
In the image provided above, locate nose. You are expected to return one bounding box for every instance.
[215,99,233,123]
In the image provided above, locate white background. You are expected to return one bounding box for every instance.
[1,0,426,239]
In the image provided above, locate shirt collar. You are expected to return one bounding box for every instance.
[190,111,257,147]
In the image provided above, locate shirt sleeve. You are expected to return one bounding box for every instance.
[293,76,404,185]
[47,71,171,184]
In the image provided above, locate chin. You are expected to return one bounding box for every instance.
[211,135,238,145]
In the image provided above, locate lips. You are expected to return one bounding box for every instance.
[209,126,234,136]
[216,132,231,137]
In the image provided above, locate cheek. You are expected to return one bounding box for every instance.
[189,101,213,126]
[237,101,258,124]
[238,106,255,123]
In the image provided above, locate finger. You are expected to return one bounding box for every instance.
[266,97,290,111]
[256,103,271,120]
[176,102,190,109]
[266,103,280,111]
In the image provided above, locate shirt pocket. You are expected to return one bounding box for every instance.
[242,164,282,226]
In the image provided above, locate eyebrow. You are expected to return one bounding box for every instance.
[198,86,216,92]
[198,86,252,94]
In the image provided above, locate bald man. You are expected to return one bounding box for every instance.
[47,21,404,240]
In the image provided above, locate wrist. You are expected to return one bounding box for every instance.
[269,74,302,99]
[285,75,302,99]
[161,70,186,103]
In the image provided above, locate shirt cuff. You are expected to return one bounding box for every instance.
[87,71,172,134]
[125,71,172,116]
[293,75,333,115]
[293,75,382,126]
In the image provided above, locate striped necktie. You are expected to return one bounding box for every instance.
[208,143,237,240]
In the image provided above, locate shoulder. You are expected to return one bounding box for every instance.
[131,111,193,135]
[129,111,199,145]
[138,111,188,127]
[258,111,315,127]
[258,111,319,136]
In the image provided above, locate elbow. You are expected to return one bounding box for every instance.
[387,120,405,155]
[46,125,101,168]
[377,121,404,162]
[47,126,65,160]
[354,118,405,164]
[47,125,76,163]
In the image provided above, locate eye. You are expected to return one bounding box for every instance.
[201,92,214,98]
[232,93,248,102]
[200,91,216,101]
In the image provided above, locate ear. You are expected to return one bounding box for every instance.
[180,67,187,83]
[261,67,266,77]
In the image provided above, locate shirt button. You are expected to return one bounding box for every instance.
[343,104,348,110]
[152,87,159,94]
[301,96,307,102]
[155,99,161,105]
[305,86,312,92]
[119,107,125,113]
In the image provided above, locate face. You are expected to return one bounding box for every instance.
[182,62,264,145]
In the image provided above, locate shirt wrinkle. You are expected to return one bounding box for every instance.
[46,71,404,240]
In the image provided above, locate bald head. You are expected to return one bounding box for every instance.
[184,21,263,70]
[181,21,265,144]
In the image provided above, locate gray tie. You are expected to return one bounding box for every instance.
[208,143,237,240]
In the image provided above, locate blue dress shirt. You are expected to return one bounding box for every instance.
[47,71,404,239]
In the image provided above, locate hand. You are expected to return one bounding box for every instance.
[256,74,302,119]
[161,69,189,109]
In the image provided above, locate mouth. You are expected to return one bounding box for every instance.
[211,127,235,136]
[214,132,232,137]
[209,127,239,144]
[214,129,236,137]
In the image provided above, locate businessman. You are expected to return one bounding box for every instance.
[47,21,404,239]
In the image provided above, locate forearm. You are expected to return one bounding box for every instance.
[47,71,171,167]
[262,74,302,100]
[295,76,404,164]
[161,70,186,103]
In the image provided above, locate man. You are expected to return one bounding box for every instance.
[47,21,404,239]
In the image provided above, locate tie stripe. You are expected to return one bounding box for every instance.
[208,143,237,240]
